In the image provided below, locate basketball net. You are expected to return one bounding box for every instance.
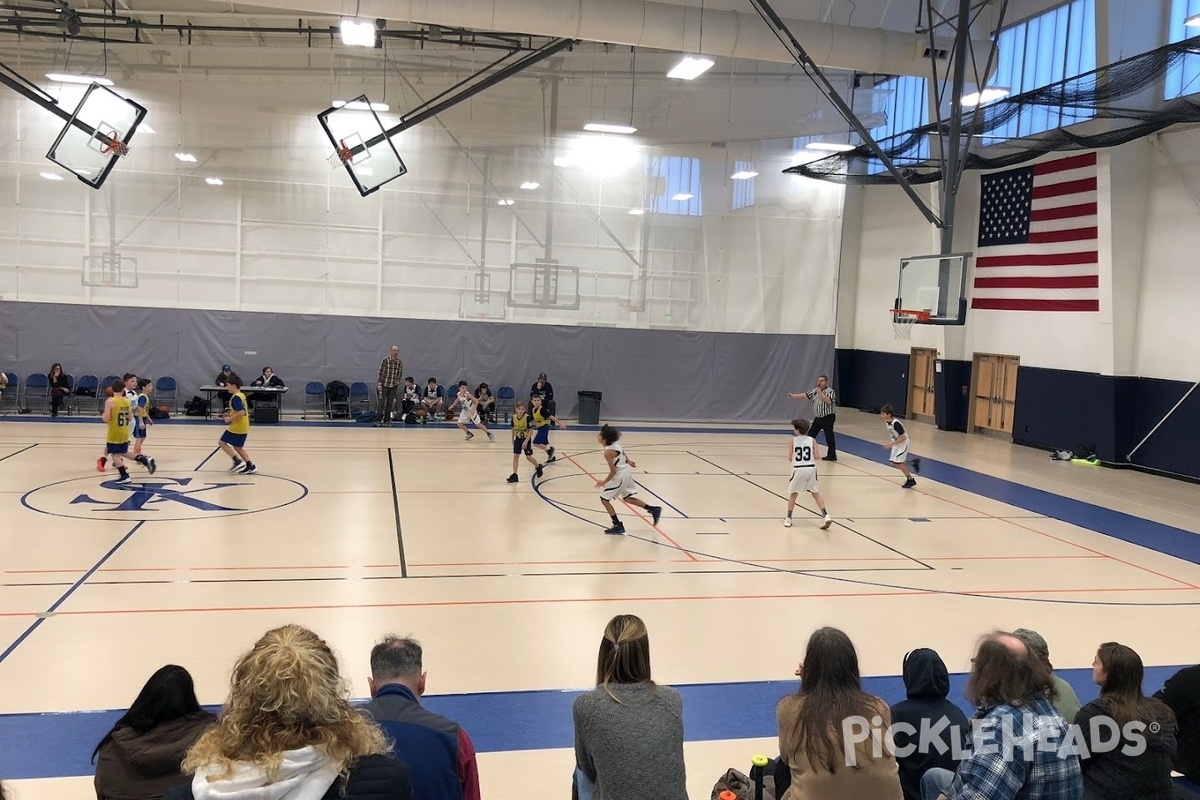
[892,312,917,340]
[98,130,129,157]
[327,139,353,169]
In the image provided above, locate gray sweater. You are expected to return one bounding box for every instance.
[572,682,688,800]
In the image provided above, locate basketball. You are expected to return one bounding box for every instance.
[105,386,114,397]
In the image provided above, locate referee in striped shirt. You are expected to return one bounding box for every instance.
[788,374,837,461]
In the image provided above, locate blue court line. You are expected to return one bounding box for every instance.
[0,665,1186,780]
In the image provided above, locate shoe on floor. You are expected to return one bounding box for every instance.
[902,478,917,489]
[96,457,107,473]
[465,432,474,440]
[649,506,662,526]
[535,463,544,479]
[820,514,833,530]
[822,455,837,461]
[228,459,243,473]
[547,446,556,462]
[115,474,131,485]
[604,523,626,536]
[783,517,793,528]
[506,473,519,483]
[912,457,922,474]
[239,463,257,475]
[487,432,495,441]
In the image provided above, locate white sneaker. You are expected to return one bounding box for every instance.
[783,517,793,528]
[465,432,474,441]
[487,432,495,441]
[820,514,833,530]
[228,459,243,473]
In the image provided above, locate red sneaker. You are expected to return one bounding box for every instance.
[96,457,106,473]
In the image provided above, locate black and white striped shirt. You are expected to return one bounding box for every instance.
[806,386,836,417]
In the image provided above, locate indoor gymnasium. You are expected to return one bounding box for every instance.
[1,1,1200,799]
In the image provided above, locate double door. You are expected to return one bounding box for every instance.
[972,353,1019,435]
[908,348,937,421]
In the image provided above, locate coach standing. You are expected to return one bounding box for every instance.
[375,345,403,427]
[789,374,837,461]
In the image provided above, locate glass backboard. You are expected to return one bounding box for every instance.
[46,83,147,189]
[317,96,407,196]
[895,253,970,324]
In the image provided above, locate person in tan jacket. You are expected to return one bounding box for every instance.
[776,627,903,800]
[93,665,215,800]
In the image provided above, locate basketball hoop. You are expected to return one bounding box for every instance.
[890,308,930,340]
[328,139,354,169]
[98,131,129,157]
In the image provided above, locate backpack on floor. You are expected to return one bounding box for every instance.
[184,396,206,416]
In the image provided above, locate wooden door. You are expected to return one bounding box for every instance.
[971,353,1019,435]
[908,348,937,419]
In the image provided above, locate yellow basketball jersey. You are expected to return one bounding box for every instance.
[512,412,529,439]
[226,391,251,434]
[532,407,551,428]
[106,396,133,444]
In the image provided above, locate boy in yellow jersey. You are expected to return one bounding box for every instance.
[218,374,256,475]
[100,378,134,484]
[529,394,566,478]
[506,401,540,483]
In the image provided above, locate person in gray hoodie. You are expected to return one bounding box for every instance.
[889,648,970,800]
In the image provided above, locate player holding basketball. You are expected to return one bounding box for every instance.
[506,401,540,483]
[594,424,662,536]
[130,377,157,474]
[101,378,134,484]
[880,404,921,488]
[219,374,257,475]
[449,381,494,441]
[784,419,832,529]
[529,394,565,465]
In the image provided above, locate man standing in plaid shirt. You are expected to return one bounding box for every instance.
[375,345,403,427]
[921,632,1082,800]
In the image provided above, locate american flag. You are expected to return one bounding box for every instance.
[972,152,1099,312]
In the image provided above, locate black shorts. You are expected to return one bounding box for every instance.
[512,435,532,455]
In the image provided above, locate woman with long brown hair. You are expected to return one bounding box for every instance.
[48,362,70,416]
[164,625,412,800]
[776,627,902,800]
[571,614,686,800]
[1075,642,1177,800]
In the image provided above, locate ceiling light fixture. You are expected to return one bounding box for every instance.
[498,198,515,206]
[583,122,637,135]
[39,172,64,181]
[628,208,646,215]
[520,181,540,190]
[805,141,856,153]
[205,177,224,186]
[45,72,113,86]
[339,18,377,47]
[332,100,390,112]
[174,152,197,162]
[667,55,715,81]
[961,87,1010,108]
[1186,12,1200,26]
[731,170,759,180]
[672,193,694,201]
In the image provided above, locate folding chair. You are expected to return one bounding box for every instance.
[155,376,178,413]
[349,381,370,415]
[0,372,19,414]
[23,373,50,414]
[75,374,101,414]
[303,381,327,420]
[496,386,517,422]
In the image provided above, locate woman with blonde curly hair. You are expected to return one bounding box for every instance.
[164,625,412,800]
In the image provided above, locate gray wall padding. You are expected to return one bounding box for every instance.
[0,301,832,421]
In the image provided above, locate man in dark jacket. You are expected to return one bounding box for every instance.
[360,636,481,800]
[1156,664,1200,781]
[889,648,969,800]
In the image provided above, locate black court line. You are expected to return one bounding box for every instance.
[633,480,689,518]
[194,446,220,471]
[387,447,409,578]
[686,450,935,571]
[0,444,38,463]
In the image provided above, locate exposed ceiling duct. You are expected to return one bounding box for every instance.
[193,0,988,77]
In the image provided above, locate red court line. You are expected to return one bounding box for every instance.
[560,454,699,562]
[1,584,1194,620]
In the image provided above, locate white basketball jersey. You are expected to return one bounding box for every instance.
[792,435,816,468]
[886,419,905,442]
[607,443,630,474]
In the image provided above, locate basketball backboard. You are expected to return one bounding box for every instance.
[508,261,580,310]
[895,253,970,325]
[317,96,407,197]
[45,83,146,188]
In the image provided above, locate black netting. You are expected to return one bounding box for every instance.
[788,36,1200,185]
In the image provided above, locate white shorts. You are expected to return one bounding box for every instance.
[458,409,480,426]
[600,471,637,501]
[889,443,909,463]
[788,466,819,495]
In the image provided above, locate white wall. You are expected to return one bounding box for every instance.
[0,63,843,337]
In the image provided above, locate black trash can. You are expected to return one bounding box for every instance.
[577,391,602,425]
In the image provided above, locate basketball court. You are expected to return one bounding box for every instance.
[3,412,1199,800]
